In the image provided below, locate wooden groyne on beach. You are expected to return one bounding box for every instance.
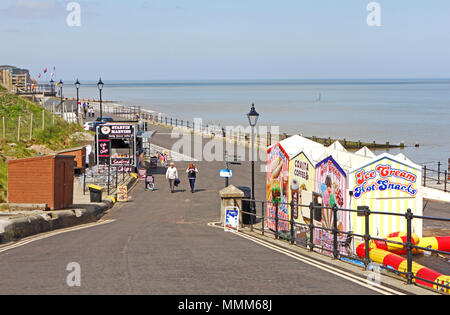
[305,136,406,150]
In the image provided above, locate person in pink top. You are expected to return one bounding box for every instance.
[322,176,333,229]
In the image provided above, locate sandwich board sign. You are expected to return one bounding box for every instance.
[117,185,128,202]
[224,206,239,233]
[145,175,155,191]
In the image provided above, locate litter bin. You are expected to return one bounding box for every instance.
[88,184,103,202]
[150,156,158,169]
[237,186,256,224]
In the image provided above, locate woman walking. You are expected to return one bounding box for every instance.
[186,163,199,193]
[166,162,178,193]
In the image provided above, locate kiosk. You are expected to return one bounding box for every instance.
[348,152,423,240]
[96,123,137,173]
[314,155,348,256]
[266,135,322,233]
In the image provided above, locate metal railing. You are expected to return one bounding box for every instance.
[240,198,450,294]
[422,160,449,192]
[81,164,133,197]
[139,112,278,149]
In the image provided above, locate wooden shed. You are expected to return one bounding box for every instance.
[7,155,75,210]
[57,146,86,171]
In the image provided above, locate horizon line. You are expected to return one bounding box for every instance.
[35,77,450,83]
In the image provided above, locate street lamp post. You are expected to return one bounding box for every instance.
[97,78,104,120]
[49,78,54,95]
[247,103,259,204]
[75,79,80,124]
[58,80,64,117]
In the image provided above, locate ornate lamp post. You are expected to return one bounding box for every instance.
[58,80,64,116]
[75,79,80,123]
[247,103,259,204]
[49,78,54,95]
[97,78,104,120]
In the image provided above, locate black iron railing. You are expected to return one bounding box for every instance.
[82,165,133,197]
[422,161,449,192]
[240,198,450,294]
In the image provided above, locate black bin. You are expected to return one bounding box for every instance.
[88,185,103,202]
[237,186,256,224]
[150,156,158,169]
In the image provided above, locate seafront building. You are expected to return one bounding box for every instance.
[0,65,34,93]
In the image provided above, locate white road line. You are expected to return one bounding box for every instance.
[208,222,405,295]
[0,219,115,254]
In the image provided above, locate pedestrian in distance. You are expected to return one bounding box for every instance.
[83,102,87,118]
[165,162,179,193]
[186,163,199,193]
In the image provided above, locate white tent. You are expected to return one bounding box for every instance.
[355,146,376,158]
[395,152,414,164]
[328,141,347,152]
[273,135,375,171]
[322,146,373,172]
[273,134,325,162]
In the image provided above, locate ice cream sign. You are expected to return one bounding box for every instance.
[354,164,418,199]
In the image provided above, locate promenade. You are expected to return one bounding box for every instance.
[0,120,441,295]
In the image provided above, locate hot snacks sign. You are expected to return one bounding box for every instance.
[354,164,418,198]
[349,154,423,240]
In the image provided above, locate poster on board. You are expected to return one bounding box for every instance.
[266,143,289,232]
[288,151,316,246]
[314,156,348,256]
[224,206,240,233]
[288,151,315,225]
[117,185,128,202]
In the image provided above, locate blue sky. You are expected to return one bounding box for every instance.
[1,0,450,81]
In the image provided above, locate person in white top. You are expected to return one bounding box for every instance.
[165,162,178,193]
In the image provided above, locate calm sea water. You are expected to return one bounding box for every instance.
[62,79,450,165]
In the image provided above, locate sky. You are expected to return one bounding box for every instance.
[1,0,450,81]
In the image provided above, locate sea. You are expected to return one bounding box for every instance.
[61,79,450,166]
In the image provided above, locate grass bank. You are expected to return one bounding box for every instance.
[0,85,85,202]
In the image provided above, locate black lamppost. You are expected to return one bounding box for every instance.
[49,78,54,95]
[97,78,104,120]
[75,79,80,123]
[247,103,259,203]
[58,80,64,115]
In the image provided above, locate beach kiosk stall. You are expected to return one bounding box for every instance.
[348,152,423,242]
[314,155,348,256]
[266,135,323,233]
[96,123,137,172]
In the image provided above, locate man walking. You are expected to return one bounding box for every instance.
[165,162,178,193]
